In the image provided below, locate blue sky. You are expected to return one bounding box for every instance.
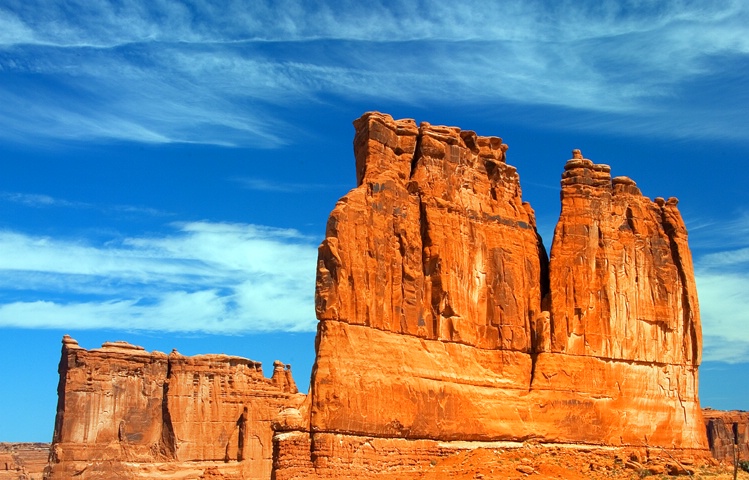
[1,0,748,442]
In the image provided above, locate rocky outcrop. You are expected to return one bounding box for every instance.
[703,409,749,463]
[45,336,304,480]
[548,149,701,364]
[44,112,714,480]
[273,112,709,479]
[316,115,545,350]
[533,149,704,447]
[312,113,548,440]
[0,443,49,480]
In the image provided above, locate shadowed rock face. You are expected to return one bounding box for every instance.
[274,112,709,479]
[703,410,749,462]
[46,336,303,480]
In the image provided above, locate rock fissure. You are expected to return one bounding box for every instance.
[159,358,177,460]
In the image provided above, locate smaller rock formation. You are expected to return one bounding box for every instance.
[703,409,749,463]
[46,336,304,480]
[0,443,49,480]
[548,150,701,365]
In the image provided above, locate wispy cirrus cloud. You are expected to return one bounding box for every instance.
[0,191,168,216]
[0,192,78,208]
[0,222,319,333]
[0,0,747,146]
[233,177,339,193]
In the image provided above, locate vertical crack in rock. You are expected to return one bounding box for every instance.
[409,129,422,179]
[538,231,551,307]
[418,194,440,339]
[160,357,177,460]
[530,234,550,390]
[236,407,248,462]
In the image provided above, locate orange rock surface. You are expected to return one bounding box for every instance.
[0,443,48,480]
[273,434,741,480]
[316,114,545,349]
[274,112,710,479]
[46,336,303,479]
[547,150,701,364]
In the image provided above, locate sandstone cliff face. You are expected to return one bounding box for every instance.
[703,409,749,463]
[547,150,701,364]
[277,112,709,479]
[312,112,548,440]
[316,113,546,349]
[529,150,704,447]
[0,443,48,480]
[46,336,303,480]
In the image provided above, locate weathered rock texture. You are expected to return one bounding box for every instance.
[548,150,701,364]
[0,443,49,480]
[272,112,709,479]
[45,336,303,480]
[704,409,749,463]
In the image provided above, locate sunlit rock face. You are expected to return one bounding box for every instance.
[548,149,701,365]
[46,336,304,480]
[273,112,709,479]
[0,443,49,479]
[315,113,546,351]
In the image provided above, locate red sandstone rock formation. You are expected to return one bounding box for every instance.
[273,112,709,479]
[44,112,716,480]
[703,409,749,463]
[0,443,48,480]
[532,150,704,447]
[46,336,303,480]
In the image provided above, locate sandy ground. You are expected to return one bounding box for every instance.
[423,444,749,480]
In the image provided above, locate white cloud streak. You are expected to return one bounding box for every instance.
[233,177,340,193]
[0,222,319,333]
[0,191,168,216]
[0,0,747,145]
[693,213,749,363]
